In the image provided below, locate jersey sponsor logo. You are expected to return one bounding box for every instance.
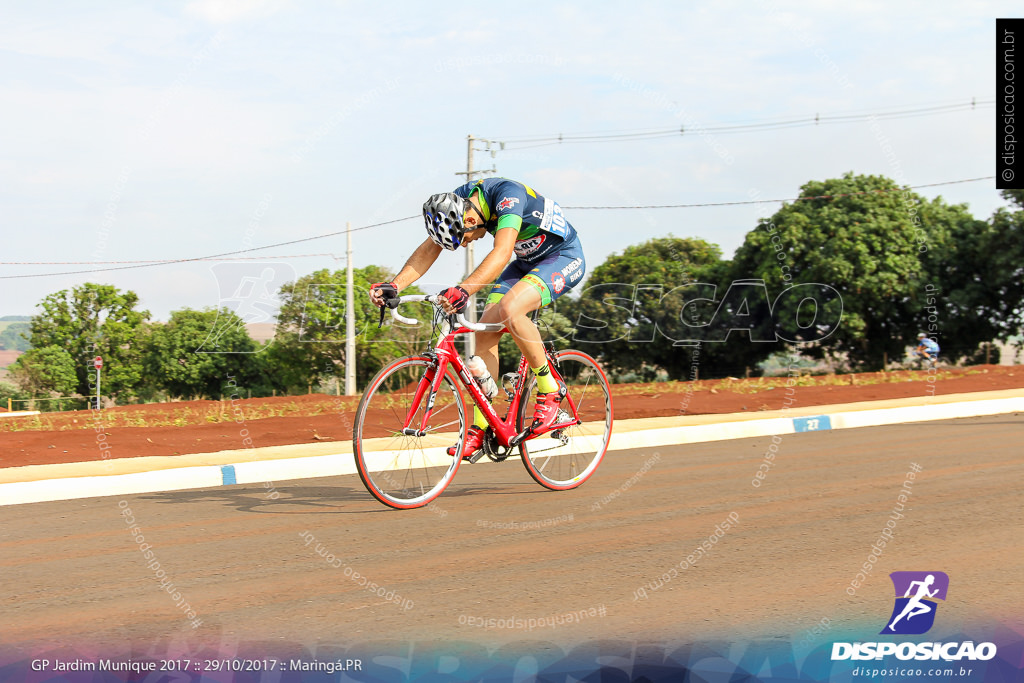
[569,269,583,283]
[514,234,546,256]
[551,273,566,294]
[561,258,583,278]
[497,196,520,211]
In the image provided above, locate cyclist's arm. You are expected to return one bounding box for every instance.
[460,228,516,295]
[393,238,443,290]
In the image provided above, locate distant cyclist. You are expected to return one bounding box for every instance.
[913,332,940,366]
[369,178,586,459]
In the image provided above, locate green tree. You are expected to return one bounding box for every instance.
[913,196,1016,362]
[144,308,263,399]
[939,189,1024,352]
[565,236,726,379]
[28,284,150,400]
[0,380,28,410]
[729,173,981,370]
[273,265,426,391]
[8,345,78,398]
[0,322,32,351]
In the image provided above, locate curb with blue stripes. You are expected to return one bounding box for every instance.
[1,394,1022,507]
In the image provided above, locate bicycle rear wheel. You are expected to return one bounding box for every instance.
[517,350,613,490]
[353,356,466,509]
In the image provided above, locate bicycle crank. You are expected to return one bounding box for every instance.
[508,428,532,449]
[479,427,512,463]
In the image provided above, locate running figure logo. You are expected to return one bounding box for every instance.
[881,571,949,635]
[197,262,295,353]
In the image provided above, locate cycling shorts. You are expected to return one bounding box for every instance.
[485,235,585,307]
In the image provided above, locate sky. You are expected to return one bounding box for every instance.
[0,1,1012,321]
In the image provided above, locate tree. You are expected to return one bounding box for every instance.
[8,345,78,398]
[913,195,1019,362]
[0,322,31,351]
[28,284,150,400]
[943,189,1024,349]
[565,236,727,379]
[729,173,982,370]
[272,266,426,391]
[0,380,28,409]
[144,308,263,399]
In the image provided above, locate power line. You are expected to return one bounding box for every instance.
[495,97,991,139]
[0,176,996,280]
[563,176,996,210]
[0,253,336,265]
[0,216,417,280]
[496,99,993,148]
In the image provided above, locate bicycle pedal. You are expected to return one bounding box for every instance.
[466,450,487,464]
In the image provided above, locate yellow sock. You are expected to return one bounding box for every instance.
[532,363,558,394]
[473,406,487,429]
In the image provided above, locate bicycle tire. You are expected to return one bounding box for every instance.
[353,356,466,509]
[517,350,613,490]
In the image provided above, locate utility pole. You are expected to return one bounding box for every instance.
[463,135,477,357]
[345,221,356,395]
[455,134,499,357]
[93,356,103,410]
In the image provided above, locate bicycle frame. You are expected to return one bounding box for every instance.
[354,293,613,508]
[393,298,580,449]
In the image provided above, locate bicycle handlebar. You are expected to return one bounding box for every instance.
[388,294,504,332]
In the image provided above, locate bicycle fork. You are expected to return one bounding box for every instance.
[401,361,446,437]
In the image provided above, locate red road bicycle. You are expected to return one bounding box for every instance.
[353,294,613,509]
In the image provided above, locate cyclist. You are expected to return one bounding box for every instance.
[369,178,586,459]
[913,332,939,365]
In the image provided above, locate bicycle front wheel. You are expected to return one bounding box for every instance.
[518,350,613,490]
[353,356,466,509]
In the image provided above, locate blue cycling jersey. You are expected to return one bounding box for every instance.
[453,178,579,261]
[919,338,939,354]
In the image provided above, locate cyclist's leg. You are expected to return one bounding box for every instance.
[487,278,547,369]
[452,262,530,442]
[488,244,585,368]
[450,282,545,458]
[495,247,587,428]
[476,261,531,381]
[483,261,559,372]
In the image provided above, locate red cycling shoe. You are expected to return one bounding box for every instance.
[447,425,486,460]
[531,381,568,431]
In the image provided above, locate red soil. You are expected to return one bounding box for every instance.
[2,365,1020,469]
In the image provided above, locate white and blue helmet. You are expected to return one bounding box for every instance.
[423,192,469,251]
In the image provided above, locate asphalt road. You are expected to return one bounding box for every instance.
[2,415,1021,667]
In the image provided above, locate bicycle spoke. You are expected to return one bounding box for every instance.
[519,351,612,491]
[354,358,465,509]
[423,418,462,433]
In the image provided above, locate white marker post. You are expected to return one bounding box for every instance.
[93,356,103,410]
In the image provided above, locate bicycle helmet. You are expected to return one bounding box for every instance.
[423,192,469,250]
